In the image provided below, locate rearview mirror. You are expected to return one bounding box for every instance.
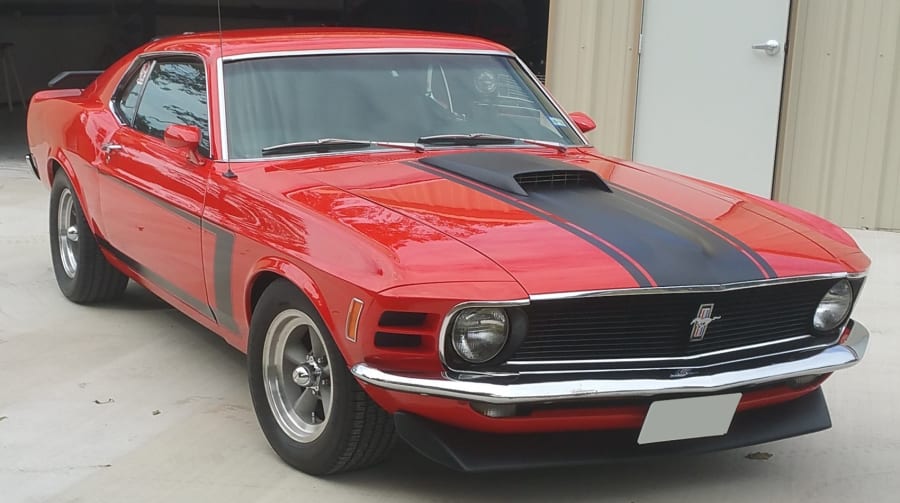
[164,124,201,150]
[569,112,596,134]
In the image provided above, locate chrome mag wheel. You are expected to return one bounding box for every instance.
[262,309,334,443]
[57,188,80,278]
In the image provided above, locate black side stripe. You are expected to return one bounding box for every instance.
[608,182,778,278]
[406,161,655,287]
[97,236,216,321]
[101,174,239,332]
[208,226,239,333]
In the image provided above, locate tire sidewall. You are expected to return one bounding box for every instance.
[49,172,88,298]
[247,280,357,475]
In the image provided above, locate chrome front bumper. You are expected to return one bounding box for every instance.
[351,321,869,405]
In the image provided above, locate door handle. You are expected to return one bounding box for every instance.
[100,143,123,153]
[752,39,781,56]
[100,143,123,162]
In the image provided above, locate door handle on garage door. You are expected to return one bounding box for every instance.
[751,40,781,56]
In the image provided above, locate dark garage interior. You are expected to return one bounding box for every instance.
[0,0,550,110]
[0,0,549,167]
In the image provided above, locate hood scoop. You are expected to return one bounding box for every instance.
[419,152,610,196]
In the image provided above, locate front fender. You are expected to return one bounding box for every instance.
[241,257,334,353]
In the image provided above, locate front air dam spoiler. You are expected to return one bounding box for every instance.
[394,387,831,472]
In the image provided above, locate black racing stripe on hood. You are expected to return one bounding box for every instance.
[416,152,771,287]
[524,186,768,285]
[405,160,655,287]
[607,182,778,279]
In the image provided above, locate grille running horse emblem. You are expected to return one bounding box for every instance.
[689,303,722,342]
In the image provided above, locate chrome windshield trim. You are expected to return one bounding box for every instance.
[504,335,818,366]
[351,321,869,405]
[510,53,592,146]
[529,272,867,301]
[221,48,513,62]
[216,48,589,161]
[216,56,228,162]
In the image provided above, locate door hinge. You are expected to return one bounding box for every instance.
[638,33,643,55]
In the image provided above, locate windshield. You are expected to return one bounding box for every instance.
[223,53,584,160]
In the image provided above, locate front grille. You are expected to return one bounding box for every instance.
[509,279,840,367]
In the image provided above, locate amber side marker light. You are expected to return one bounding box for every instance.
[346,298,364,342]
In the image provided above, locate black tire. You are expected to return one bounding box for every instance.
[248,279,396,475]
[49,170,128,303]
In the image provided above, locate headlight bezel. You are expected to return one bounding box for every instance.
[441,302,529,369]
[450,307,510,364]
[812,278,859,336]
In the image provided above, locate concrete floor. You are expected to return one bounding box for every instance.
[1,127,899,501]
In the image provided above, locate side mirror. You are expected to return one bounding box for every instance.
[164,124,202,164]
[569,112,597,133]
[164,124,201,150]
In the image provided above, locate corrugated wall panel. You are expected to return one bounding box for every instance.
[776,0,900,230]
[545,0,642,158]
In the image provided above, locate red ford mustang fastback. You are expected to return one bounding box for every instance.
[26,28,870,474]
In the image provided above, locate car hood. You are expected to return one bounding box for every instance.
[273,149,868,295]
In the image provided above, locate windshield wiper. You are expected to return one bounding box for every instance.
[262,138,372,156]
[262,138,425,156]
[371,140,426,153]
[417,133,568,153]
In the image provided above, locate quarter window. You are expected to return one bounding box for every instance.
[132,60,210,156]
[116,60,153,125]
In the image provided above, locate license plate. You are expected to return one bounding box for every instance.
[638,393,742,445]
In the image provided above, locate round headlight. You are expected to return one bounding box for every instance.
[450,308,509,363]
[813,280,852,331]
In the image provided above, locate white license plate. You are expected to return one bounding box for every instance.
[637,393,742,445]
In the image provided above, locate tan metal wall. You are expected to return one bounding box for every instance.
[547,0,900,230]
[545,0,643,159]
[775,0,900,230]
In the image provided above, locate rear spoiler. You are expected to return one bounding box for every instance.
[48,71,103,89]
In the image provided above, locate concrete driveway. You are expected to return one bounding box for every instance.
[1,155,899,502]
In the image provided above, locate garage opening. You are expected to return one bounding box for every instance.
[0,0,549,108]
[0,0,549,165]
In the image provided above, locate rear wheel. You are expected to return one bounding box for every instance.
[248,280,396,475]
[49,171,128,303]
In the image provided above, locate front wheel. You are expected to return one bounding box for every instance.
[248,279,396,475]
[49,171,128,303]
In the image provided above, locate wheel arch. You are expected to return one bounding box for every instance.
[47,152,103,236]
[243,258,337,351]
[48,152,72,188]
[48,157,62,184]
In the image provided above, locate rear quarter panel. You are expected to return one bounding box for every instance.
[27,89,85,188]
[27,87,121,237]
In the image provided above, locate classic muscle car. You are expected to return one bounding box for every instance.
[26,28,871,474]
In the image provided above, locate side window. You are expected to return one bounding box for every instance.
[116,61,153,125]
[133,60,210,156]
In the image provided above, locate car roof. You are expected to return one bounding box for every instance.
[143,27,513,59]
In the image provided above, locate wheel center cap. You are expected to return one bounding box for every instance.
[66,226,79,242]
[291,364,315,387]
